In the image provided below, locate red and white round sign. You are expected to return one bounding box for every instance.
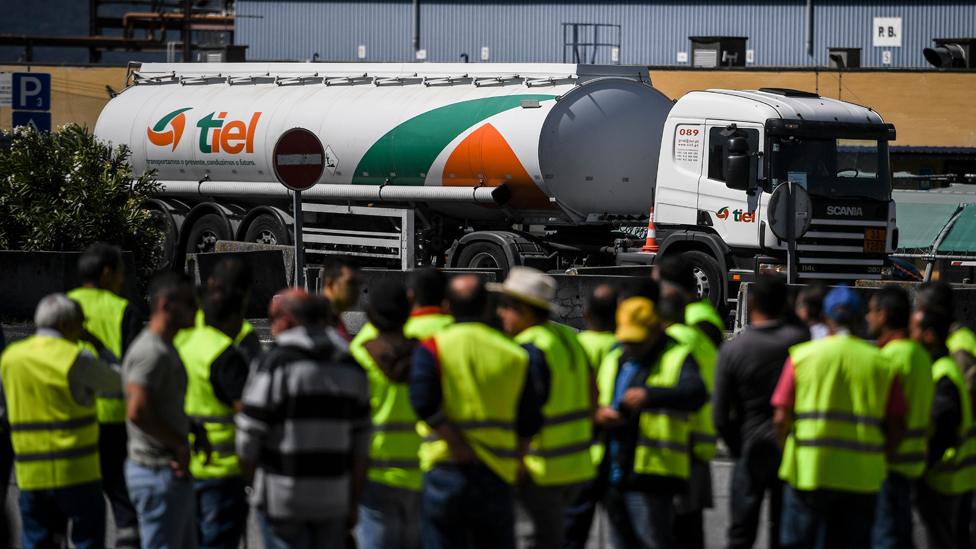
[272,128,325,192]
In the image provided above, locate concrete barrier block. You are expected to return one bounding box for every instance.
[195,250,289,319]
[214,241,295,285]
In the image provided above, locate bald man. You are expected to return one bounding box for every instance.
[409,275,549,549]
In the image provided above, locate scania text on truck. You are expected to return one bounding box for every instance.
[94,62,897,308]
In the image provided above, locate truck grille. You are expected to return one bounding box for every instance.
[792,218,887,280]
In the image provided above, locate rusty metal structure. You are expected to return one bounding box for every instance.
[0,0,236,63]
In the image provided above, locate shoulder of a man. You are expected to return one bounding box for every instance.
[122,331,170,384]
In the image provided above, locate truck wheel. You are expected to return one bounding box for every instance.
[684,250,724,308]
[149,208,179,271]
[244,214,290,246]
[455,242,510,272]
[186,213,230,255]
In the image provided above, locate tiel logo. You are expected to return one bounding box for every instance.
[147,108,192,151]
[716,207,730,220]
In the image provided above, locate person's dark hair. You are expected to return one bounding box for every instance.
[506,297,549,323]
[657,291,688,325]
[306,295,334,326]
[750,274,788,318]
[873,285,911,330]
[320,256,357,283]
[210,257,253,297]
[917,281,955,319]
[917,307,953,342]
[585,285,618,331]
[148,272,194,314]
[797,282,828,321]
[367,281,411,333]
[657,255,697,296]
[448,278,488,319]
[408,268,446,308]
[619,278,659,302]
[78,242,123,284]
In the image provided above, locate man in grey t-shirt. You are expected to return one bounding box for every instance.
[122,273,197,549]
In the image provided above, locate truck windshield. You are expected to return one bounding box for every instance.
[769,137,891,201]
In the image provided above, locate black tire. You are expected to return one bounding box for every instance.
[243,213,290,246]
[185,213,231,255]
[683,250,724,309]
[149,207,179,271]
[454,242,511,272]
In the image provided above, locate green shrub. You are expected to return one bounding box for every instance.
[0,124,162,284]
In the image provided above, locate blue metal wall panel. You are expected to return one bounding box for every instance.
[236,1,976,68]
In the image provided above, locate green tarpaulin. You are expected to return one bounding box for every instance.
[896,203,960,251]
[938,204,976,254]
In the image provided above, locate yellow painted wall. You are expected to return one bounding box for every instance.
[650,69,976,149]
[0,65,127,131]
[1,65,974,150]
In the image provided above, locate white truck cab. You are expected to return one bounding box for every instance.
[651,88,896,301]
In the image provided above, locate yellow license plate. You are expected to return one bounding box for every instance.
[864,240,885,253]
[865,228,886,241]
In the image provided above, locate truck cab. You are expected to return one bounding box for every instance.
[653,88,896,305]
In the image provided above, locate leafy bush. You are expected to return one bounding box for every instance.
[0,124,162,284]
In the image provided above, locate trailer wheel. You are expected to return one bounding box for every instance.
[684,250,724,308]
[455,242,510,272]
[186,213,231,255]
[244,214,290,246]
[149,208,179,271]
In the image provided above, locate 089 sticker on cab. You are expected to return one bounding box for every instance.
[673,124,703,171]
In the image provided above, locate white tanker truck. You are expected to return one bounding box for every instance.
[95,62,898,307]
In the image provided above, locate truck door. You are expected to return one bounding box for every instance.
[697,122,762,249]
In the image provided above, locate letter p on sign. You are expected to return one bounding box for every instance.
[12,73,50,111]
[872,17,902,48]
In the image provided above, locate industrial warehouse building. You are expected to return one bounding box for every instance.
[236,1,976,68]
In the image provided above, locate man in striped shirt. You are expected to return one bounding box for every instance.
[236,289,371,549]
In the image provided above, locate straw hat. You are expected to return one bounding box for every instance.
[487,266,556,311]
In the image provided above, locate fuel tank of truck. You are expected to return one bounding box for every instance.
[94,62,672,223]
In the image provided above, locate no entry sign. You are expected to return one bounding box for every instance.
[273,128,325,192]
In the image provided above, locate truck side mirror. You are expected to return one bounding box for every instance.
[725,136,751,191]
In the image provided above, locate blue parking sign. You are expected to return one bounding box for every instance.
[12,72,50,111]
[12,111,51,132]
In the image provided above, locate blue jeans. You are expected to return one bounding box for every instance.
[605,485,675,549]
[516,479,582,549]
[871,472,914,549]
[257,511,347,549]
[195,476,248,549]
[356,480,421,549]
[780,485,876,549]
[18,480,106,549]
[421,463,516,549]
[564,471,608,549]
[125,460,197,549]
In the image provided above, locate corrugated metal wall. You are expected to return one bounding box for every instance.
[236,1,976,68]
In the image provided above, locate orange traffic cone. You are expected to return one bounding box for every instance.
[642,208,660,252]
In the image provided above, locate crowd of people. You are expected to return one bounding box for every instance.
[0,242,974,549]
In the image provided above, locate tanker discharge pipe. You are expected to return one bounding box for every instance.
[155,181,506,204]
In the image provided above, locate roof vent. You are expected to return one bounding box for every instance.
[923,38,976,69]
[758,88,820,98]
[828,48,861,69]
[689,36,747,68]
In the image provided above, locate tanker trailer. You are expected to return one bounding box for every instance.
[95,62,672,272]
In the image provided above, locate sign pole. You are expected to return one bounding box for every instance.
[293,190,306,289]
[786,181,797,284]
[273,128,324,289]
